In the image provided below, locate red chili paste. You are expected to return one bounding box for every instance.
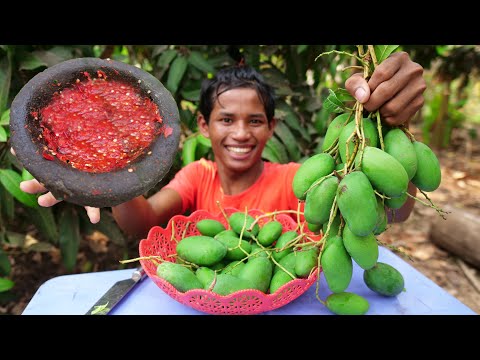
[38,73,163,173]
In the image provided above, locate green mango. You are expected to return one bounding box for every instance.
[238,257,273,293]
[210,260,228,271]
[322,113,353,151]
[325,292,370,315]
[385,191,408,209]
[249,243,270,258]
[272,230,298,262]
[337,171,378,236]
[274,251,297,274]
[221,260,246,276]
[384,128,418,180]
[195,267,216,289]
[196,219,226,237]
[373,197,387,235]
[269,269,296,294]
[216,235,252,261]
[411,141,441,192]
[338,118,378,164]
[295,247,319,278]
[214,229,238,239]
[292,153,335,200]
[322,213,341,240]
[363,262,405,296]
[307,222,322,234]
[320,235,353,293]
[228,212,259,239]
[304,175,338,225]
[358,146,409,198]
[157,262,203,292]
[342,226,378,270]
[176,235,227,266]
[335,162,346,175]
[211,274,254,295]
[257,220,283,246]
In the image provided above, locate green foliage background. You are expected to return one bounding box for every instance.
[0,44,479,292]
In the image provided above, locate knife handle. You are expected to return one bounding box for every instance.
[132,266,147,282]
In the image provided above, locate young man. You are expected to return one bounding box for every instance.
[19,51,426,240]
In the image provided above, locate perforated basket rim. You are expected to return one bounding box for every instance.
[139,208,321,315]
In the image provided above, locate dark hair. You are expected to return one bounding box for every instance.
[198,65,276,123]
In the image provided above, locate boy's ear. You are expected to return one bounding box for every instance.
[197,114,210,138]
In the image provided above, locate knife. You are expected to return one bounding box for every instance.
[85,266,147,315]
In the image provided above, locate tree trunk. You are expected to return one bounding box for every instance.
[429,205,480,269]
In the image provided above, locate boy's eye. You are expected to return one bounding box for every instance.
[221,118,232,123]
[250,118,266,125]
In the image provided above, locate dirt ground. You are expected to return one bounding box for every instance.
[1,123,479,316]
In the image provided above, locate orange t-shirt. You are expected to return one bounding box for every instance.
[164,159,303,218]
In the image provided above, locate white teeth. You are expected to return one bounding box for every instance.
[227,146,251,154]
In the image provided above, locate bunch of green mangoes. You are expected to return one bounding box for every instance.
[292,96,441,316]
[156,211,319,296]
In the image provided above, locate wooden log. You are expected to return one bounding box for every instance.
[429,205,480,269]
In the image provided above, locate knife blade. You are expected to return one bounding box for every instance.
[85,266,147,315]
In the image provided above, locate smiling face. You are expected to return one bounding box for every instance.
[198,87,276,176]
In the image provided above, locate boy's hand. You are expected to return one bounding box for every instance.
[345,51,426,126]
[11,147,101,224]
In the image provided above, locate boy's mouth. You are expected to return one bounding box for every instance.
[226,145,254,154]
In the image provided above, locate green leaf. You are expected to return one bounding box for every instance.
[19,53,48,71]
[323,89,346,114]
[90,209,126,247]
[196,134,211,148]
[151,45,169,58]
[261,68,295,97]
[180,88,201,102]
[261,143,280,163]
[26,242,56,252]
[374,45,399,64]
[334,88,355,103]
[157,49,178,68]
[179,109,196,129]
[0,108,10,125]
[0,278,14,292]
[166,56,188,94]
[0,169,38,208]
[0,48,12,115]
[274,121,301,162]
[31,47,74,67]
[297,45,308,54]
[188,51,215,74]
[22,168,35,181]
[25,206,58,244]
[182,136,197,167]
[0,250,11,276]
[276,102,311,142]
[265,135,289,164]
[0,183,14,221]
[0,125,6,142]
[5,231,25,247]
[58,206,80,271]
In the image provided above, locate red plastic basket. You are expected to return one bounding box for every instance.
[139,208,321,315]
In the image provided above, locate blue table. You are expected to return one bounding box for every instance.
[22,246,477,315]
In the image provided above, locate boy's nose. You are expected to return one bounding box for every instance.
[231,123,251,140]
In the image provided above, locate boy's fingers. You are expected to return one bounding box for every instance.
[38,192,62,207]
[20,179,48,194]
[345,73,370,103]
[85,206,101,224]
